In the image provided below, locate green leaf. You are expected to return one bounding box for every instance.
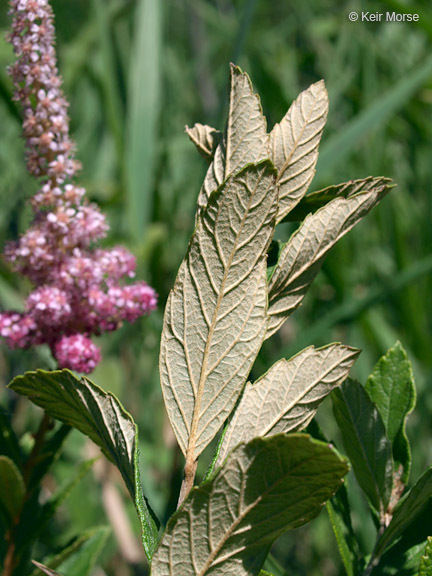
[0,455,25,522]
[217,344,359,466]
[30,527,110,576]
[186,123,222,163]
[32,562,63,576]
[259,572,275,576]
[198,64,268,210]
[375,466,432,557]
[160,162,278,461]
[317,54,432,177]
[327,483,361,576]
[126,0,162,241]
[365,341,416,483]
[8,370,159,562]
[269,80,328,223]
[332,379,393,514]
[370,500,432,575]
[283,176,390,222]
[151,434,348,576]
[419,537,432,576]
[53,526,110,576]
[266,177,392,338]
[0,409,22,466]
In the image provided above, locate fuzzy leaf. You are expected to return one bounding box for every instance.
[283,176,389,222]
[151,434,348,576]
[0,455,25,522]
[375,466,432,557]
[8,370,159,562]
[332,379,393,514]
[419,537,432,576]
[198,64,268,210]
[186,123,222,163]
[216,344,359,466]
[160,161,277,460]
[269,80,328,223]
[366,341,416,483]
[266,178,392,338]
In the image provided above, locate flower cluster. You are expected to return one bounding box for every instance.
[0,0,157,373]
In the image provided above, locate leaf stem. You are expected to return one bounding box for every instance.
[178,458,197,507]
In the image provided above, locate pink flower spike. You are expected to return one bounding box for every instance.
[54,334,102,374]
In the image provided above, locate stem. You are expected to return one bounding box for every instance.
[177,458,197,508]
[2,411,53,576]
[363,522,387,576]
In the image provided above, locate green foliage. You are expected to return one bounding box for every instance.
[332,379,393,515]
[0,455,25,522]
[8,370,159,562]
[366,341,416,483]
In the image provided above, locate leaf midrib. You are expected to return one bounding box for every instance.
[185,175,259,464]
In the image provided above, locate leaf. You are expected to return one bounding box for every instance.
[8,370,159,562]
[419,537,432,576]
[151,434,348,576]
[332,379,393,514]
[186,123,222,163]
[269,80,328,223]
[160,161,278,461]
[283,176,390,222]
[52,526,110,576]
[30,527,110,576]
[375,466,432,558]
[316,54,432,177]
[0,455,25,522]
[216,344,359,466]
[370,500,432,575]
[197,64,268,210]
[365,341,416,483]
[126,0,162,241]
[327,483,361,576]
[266,177,392,338]
[32,562,63,576]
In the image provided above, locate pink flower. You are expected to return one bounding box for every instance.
[0,0,157,373]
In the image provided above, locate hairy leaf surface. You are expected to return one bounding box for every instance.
[266,178,392,338]
[198,64,268,209]
[366,341,415,483]
[160,162,277,460]
[186,123,222,163]
[216,344,359,465]
[332,379,393,514]
[269,80,328,223]
[0,455,25,522]
[9,370,159,561]
[151,435,348,576]
[284,176,391,222]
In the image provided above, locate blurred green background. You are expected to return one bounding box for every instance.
[0,0,431,574]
